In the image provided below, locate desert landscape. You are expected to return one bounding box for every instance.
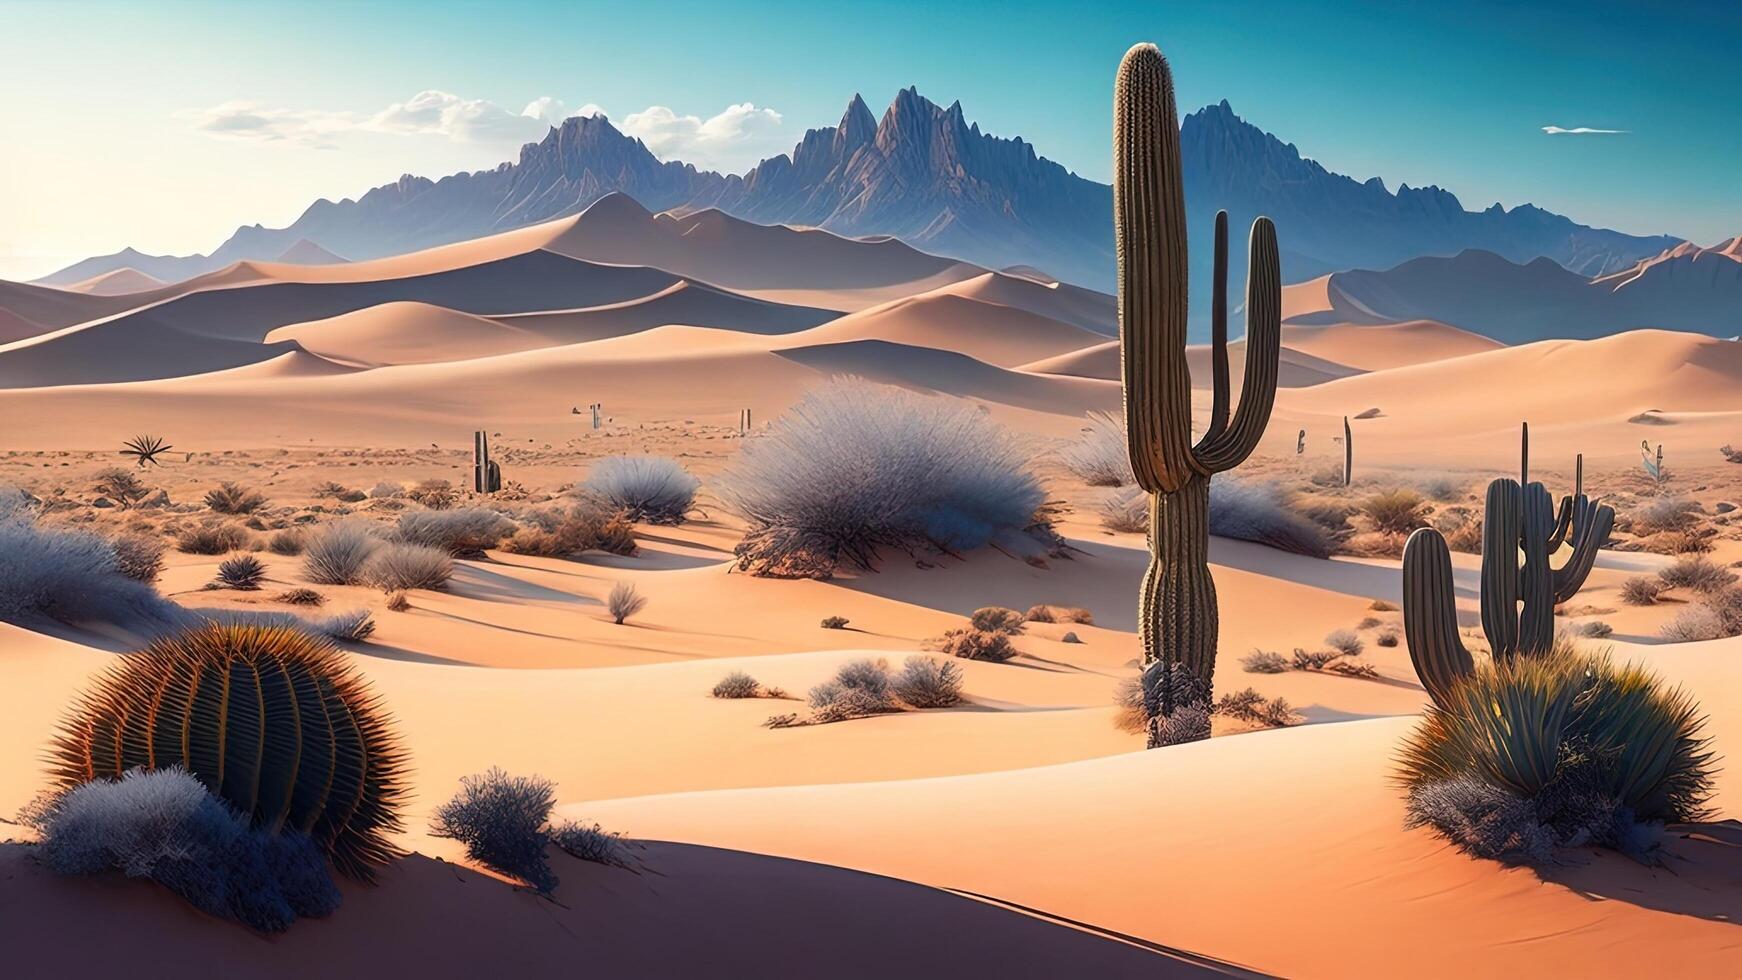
[2,8,1740,979]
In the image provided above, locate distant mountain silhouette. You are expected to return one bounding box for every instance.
[40,92,1678,337]
[1290,241,1742,341]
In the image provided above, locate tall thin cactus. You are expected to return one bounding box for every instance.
[1403,436,1615,707]
[1116,42,1281,746]
[1342,415,1353,486]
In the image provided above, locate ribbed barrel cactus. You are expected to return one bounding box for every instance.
[1115,42,1282,746]
[1403,440,1615,708]
[49,622,409,880]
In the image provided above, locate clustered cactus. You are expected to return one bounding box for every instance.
[1115,42,1281,747]
[49,622,409,880]
[1403,429,1615,706]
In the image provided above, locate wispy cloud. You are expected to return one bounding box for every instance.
[1541,125,1627,135]
[183,92,783,169]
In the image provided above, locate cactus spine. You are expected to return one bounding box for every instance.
[1116,43,1281,745]
[1403,439,1615,707]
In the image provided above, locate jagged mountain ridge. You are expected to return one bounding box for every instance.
[40,91,1678,337]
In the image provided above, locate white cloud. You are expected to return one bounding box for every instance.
[1542,125,1627,135]
[620,102,786,172]
[182,101,356,149]
[184,92,784,170]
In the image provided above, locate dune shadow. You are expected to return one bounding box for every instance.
[1530,819,1742,924]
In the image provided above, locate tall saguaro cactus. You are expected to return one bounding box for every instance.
[1403,444,1615,708]
[1116,43,1282,745]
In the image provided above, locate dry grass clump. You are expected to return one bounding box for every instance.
[1214,687,1299,727]
[213,554,267,590]
[391,507,515,557]
[1361,488,1428,535]
[1629,529,1712,555]
[928,627,1017,662]
[1376,627,1400,647]
[1057,411,1134,487]
[820,615,849,629]
[1628,496,1700,534]
[807,658,901,723]
[1660,607,1724,642]
[1620,576,1663,605]
[1024,604,1093,625]
[385,590,411,612]
[1098,488,1150,533]
[266,529,305,556]
[0,504,178,629]
[1570,620,1613,638]
[110,533,166,585]
[301,521,379,585]
[1210,479,1332,558]
[581,455,700,525]
[715,378,1047,579]
[1369,598,1398,612]
[889,656,964,708]
[969,606,1025,634]
[503,500,636,557]
[1399,651,1714,864]
[1658,556,1737,594]
[274,587,325,606]
[430,769,630,892]
[606,581,646,625]
[406,479,457,510]
[204,482,268,515]
[1241,649,1288,674]
[1325,629,1364,657]
[1411,472,1469,502]
[176,521,250,555]
[363,542,454,592]
[711,671,763,699]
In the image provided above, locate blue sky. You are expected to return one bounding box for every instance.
[2,0,1737,279]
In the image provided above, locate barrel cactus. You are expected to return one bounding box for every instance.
[1403,436,1615,707]
[48,622,409,880]
[1115,42,1282,746]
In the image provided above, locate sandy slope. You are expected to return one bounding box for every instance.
[1021,338,1361,388]
[66,267,168,295]
[1279,319,1502,371]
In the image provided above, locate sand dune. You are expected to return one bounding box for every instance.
[493,280,840,342]
[1022,338,1361,388]
[931,271,1116,335]
[800,290,1109,368]
[266,302,553,367]
[66,267,167,295]
[275,239,350,265]
[1279,319,1502,371]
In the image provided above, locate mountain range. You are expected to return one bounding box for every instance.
[40,89,1681,335]
[1285,237,1742,341]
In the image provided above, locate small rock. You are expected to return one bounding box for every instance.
[1715,501,1737,514]
[91,496,115,508]
[139,489,171,509]
[1061,631,1082,644]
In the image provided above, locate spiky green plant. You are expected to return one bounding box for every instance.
[1398,650,1714,825]
[48,622,408,880]
[1115,42,1281,745]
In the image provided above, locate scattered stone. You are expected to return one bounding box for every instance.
[1062,631,1082,644]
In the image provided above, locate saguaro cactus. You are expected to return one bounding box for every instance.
[1403,442,1614,707]
[1343,416,1353,486]
[472,430,501,494]
[1116,43,1281,745]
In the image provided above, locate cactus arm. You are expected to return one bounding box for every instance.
[1202,210,1231,444]
[1115,43,1199,494]
[1480,479,1523,661]
[1552,497,1615,603]
[1193,217,1280,473]
[1517,483,1557,656]
[1520,421,1529,485]
[1402,527,1475,709]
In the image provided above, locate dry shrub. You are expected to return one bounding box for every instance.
[111,533,166,584]
[275,588,325,606]
[1241,649,1288,674]
[1619,576,1663,605]
[1098,488,1150,533]
[214,554,267,590]
[176,521,250,555]
[204,482,268,515]
[1361,489,1428,535]
[928,628,1017,662]
[1025,604,1093,625]
[391,507,514,557]
[712,671,762,699]
[969,606,1025,634]
[581,455,700,525]
[363,542,453,591]
[301,521,379,585]
[1658,556,1737,594]
[607,581,646,624]
[890,656,964,708]
[1210,479,1332,558]
[1324,629,1364,656]
[267,529,305,556]
[1057,411,1134,487]
[1629,496,1699,534]
[1214,688,1299,727]
[503,500,635,557]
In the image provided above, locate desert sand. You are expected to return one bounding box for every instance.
[2,199,1739,977]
